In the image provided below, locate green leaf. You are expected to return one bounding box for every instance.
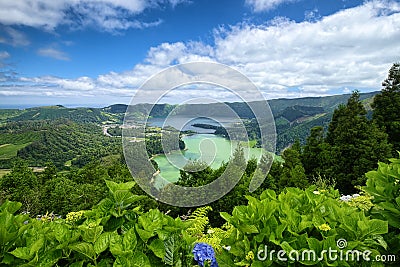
[122,228,137,251]
[29,237,44,256]
[358,219,388,238]
[1,200,22,214]
[105,180,136,194]
[10,247,31,260]
[164,235,181,266]
[69,261,84,267]
[80,225,103,243]
[37,249,62,267]
[94,232,113,254]
[136,228,154,242]
[148,239,165,259]
[219,212,232,223]
[131,251,151,267]
[53,224,70,243]
[109,233,124,256]
[238,224,259,234]
[69,242,96,260]
[260,189,276,200]
[97,198,114,213]
[306,237,321,252]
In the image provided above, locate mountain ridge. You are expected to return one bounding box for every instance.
[0,91,380,153]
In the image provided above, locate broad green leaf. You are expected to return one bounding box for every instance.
[131,251,151,267]
[219,212,232,223]
[1,200,22,214]
[69,242,96,260]
[148,239,165,259]
[238,224,259,234]
[81,225,103,243]
[105,180,135,194]
[53,224,70,243]
[135,228,154,242]
[37,249,62,267]
[29,237,44,256]
[260,189,276,200]
[94,232,113,254]
[122,228,137,251]
[10,247,31,260]
[358,219,388,238]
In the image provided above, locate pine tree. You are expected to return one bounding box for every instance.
[372,63,400,153]
[279,140,309,189]
[302,126,326,178]
[326,91,392,193]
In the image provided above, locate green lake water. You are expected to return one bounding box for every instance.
[153,133,263,183]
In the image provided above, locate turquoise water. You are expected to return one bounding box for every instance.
[153,133,263,183]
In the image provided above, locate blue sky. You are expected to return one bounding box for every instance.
[0,0,399,108]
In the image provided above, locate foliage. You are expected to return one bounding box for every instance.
[363,154,400,261]
[278,140,309,189]
[218,186,389,266]
[372,62,400,153]
[0,119,121,168]
[3,105,122,124]
[169,147,270,226]
[302,126,329,179]
[324,91,391,193]
[0,158,138,216]
[186,206,233,253]
[0,181,197,267]
[0,160,41,214]
[0,164,399,266]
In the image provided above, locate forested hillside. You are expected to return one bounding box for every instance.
[0,105,123,124]
[0,91,379,153]
[0,119,121,168]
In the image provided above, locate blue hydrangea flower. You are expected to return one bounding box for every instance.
[192,243,218,267]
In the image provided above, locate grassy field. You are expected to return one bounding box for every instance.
[0,143,31,159]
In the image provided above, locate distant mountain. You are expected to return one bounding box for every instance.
[102,91,379,119]
[102,104,128,114]
[0,105,123,124]
[278,105,325,122]
[0,91,380,152]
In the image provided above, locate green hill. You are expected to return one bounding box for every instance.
[0,119,121,168]
[0,91,380,159]
[0,105,123,124]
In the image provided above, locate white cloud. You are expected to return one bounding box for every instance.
[37,47,70,61]
[213,0,400,93]
[304,8,321,22]
[1,0,400,103]
[245,0,298,12]
[0,27,30,46]
[0,0,186,31]
[0,51,10,68]
[0,51,10,60]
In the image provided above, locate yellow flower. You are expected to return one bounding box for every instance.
[319,223,331,231]
[245,251,255,261]
[66,210,85,223]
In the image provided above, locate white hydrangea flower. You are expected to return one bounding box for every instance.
[340,195,352,201]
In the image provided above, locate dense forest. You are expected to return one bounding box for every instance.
[0,63,399,266]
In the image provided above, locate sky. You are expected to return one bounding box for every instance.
[0,0,399,108]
